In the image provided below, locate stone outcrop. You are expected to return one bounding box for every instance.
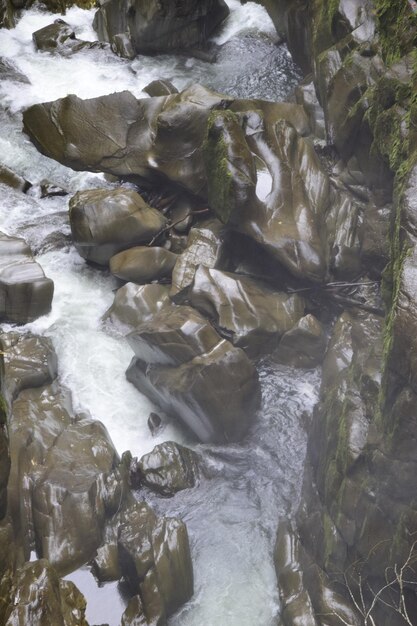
[126,305,260,442]
[0,232,53,324]
[255,0,417,624]
[93,0,229,56]
[1,332,194,624]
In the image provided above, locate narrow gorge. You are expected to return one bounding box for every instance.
[0,1,416,625]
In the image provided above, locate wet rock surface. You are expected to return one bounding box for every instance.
[126,306,260,442]
[109,246,178,284]
[4,559,89,626]
[0,232,53,324]
[93,0,229,56]
[186,266,305,357]
[0,330,195,625]
[104,283,172,333]
[69,189,167,265]
[130,441,199,496]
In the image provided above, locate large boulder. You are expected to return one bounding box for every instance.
[117,502,193,622]
[109,246,178,284]
[126,306,260,442]
[0,232,53,324]
[8,380,121,572]
[203,107,329,281]
[103,283,172,333]
[69,188,167,265]
[185,266,305,357]
[23,86,232,197]
[93,0,229,56]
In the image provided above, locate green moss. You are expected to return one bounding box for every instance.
[203,110,238,224]
[313,0,342,57]
[374,0,417,65]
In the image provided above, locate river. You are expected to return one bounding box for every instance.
[0,3,318,625]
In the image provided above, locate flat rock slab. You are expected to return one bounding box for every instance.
[0,231,53,324]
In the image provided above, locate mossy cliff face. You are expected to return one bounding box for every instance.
[258,0,417,622]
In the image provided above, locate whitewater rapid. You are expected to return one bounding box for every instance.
[0,3,311,625]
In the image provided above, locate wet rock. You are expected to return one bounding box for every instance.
[22,86,232,196]
[274,520,361,626]
[0,164,31,193]
[0,1,15,30]
[109,246,178,284]
[121,595,152,626]
[69,189,167,265]
[127,305,221,367]
[0,232,54,324]
[8,381,121,572]
[32,19,76,52]
[204,108,329,281]
[147,412,162,436]
[33,19,110,55]
[186,266,305,357]
[40,180,68,198]
[104,283,172,333]
[0,59,29,84]
[127,337,259,443]
[125,306,260,443]
[0,425,9,521]
[0,332,57,403]
[93,0,229,56]
[273,314,327,368]
[170,219,227,299]
[5,559,88,626]
[131,442,199,496]
[117,501,193,621]
[294,76,326,140]
[325,184,362,279]
[143,80,178,97]
[111,33,135,60]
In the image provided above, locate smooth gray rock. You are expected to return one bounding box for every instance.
[0,232,53,324]
[104,283,172,333]
[93,0,229,56]
[186,266,305,357]
[69,188,167,265]
[109,246,177,284]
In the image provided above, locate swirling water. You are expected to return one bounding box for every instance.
[0,2,311,625]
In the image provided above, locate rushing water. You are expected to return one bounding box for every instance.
[0,2,311,625]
